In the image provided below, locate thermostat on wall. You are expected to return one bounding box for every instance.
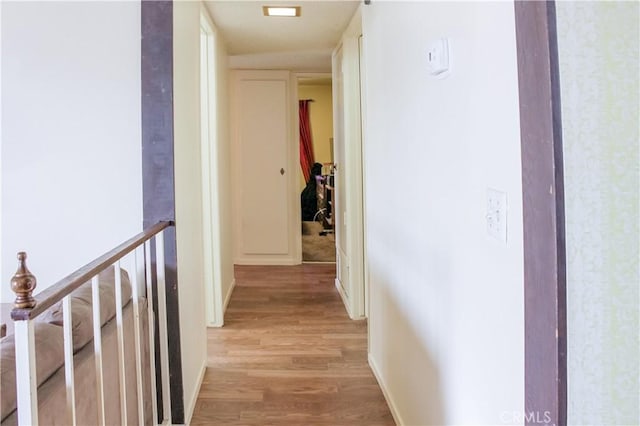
[427,38,450,76]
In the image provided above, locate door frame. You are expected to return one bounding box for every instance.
[199,8,224,327]
[358,34,369,319]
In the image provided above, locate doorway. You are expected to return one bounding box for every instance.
[296,73,337,264]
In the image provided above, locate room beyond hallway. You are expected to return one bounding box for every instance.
[190,264,394,425]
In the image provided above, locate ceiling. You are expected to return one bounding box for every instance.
[204,0,360,71]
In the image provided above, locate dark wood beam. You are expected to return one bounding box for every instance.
[141,1,185,423]
[514,1,567,425]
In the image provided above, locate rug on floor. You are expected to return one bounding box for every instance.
[302,221,335,262]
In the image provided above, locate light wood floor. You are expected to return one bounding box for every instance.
[190,264,395,425]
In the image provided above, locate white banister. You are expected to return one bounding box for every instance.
[14,319,39,425]
[144,240,159,424]
[9,222,173,426]
[91,275,106,426]
[131,247,146,426]
[155,231,172,424]
[114,261,128,426]
[62,295,77,425]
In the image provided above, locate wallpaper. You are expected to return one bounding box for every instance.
[556,2,639,424]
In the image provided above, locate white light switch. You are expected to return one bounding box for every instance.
[487,188,507,243]
[427,38,450,76]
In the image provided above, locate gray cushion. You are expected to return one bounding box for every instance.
[38,267,132,351]
[0,322,64,420]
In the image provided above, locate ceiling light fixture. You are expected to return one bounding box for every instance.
[263,6,301,17]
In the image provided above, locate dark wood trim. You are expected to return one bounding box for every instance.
[514,1,567,425]
[141,1,185,423]
[10,221,172,321]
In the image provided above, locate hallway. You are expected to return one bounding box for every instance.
[190,264,394,425]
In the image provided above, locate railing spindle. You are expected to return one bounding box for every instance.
[62,295,77,425]
[144,240,159,424]
[14,319,39,425]
[131,247,146,426]
[114,261,128,426]
[155,231,172,424]
[91,275,106,426]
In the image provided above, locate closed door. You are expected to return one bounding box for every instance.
[232,70,298,263]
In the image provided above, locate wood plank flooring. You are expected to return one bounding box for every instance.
[190,264,395,425]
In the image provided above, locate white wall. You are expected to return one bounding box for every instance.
[556,2,640,424]
[362,2,524,425]
[1,1,142,303]
[173,0,208,422]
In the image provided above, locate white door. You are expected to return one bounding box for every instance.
[231,70,299,264]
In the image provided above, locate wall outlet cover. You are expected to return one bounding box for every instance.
[487,188,507,243]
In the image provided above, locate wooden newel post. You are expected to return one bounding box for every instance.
[11,252,40,425]
[11,252,37,309]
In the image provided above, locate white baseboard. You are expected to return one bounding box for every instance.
[207,278,236,329]
[368,353,404,426]
[184,361,207,425]
[233,256,300,265]
[335,278,358,319]
[206,278,236,328]
[224,278,236,311]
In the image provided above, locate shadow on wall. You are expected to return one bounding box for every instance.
[372,279,445,425]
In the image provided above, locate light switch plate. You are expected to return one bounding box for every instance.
[427,38,450,76]
[487,188,507,243]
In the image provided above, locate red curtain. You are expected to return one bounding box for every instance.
[299,100,315,183]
